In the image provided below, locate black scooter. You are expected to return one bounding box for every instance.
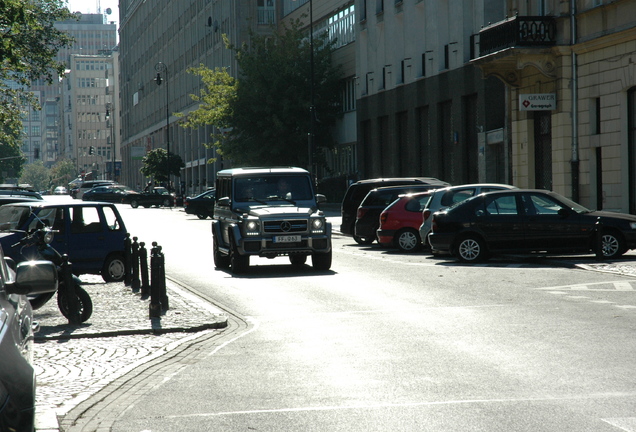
[12,226,93,323]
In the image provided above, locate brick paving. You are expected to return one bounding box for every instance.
[33,275,228,432]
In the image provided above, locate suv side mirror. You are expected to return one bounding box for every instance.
[217,197,231,207]
[316,194,327,204]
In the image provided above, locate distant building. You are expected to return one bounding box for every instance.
[62,50,119,181]
[26,13,117,172]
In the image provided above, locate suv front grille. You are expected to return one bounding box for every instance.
[263,220,308,234]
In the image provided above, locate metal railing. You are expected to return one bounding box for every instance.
[478,15,557,57]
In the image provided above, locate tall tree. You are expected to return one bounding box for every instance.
[0,0,75,158]
[49,159,77,188]
[181,19,342,168]
[19,160,50,191]
[140,148,185,185]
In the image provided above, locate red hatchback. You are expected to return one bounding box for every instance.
[377,191,432,252]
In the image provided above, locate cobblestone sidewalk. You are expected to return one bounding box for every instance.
[33,275,228,432]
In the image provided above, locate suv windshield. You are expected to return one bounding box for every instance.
[234,175,313,203]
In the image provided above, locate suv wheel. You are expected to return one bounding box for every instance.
[230,237,249,273]
[312,250,332,271]
[354,235,373,245]
[162,198,171,207]
[213,235,230,269]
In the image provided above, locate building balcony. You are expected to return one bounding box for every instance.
[471,15,559,87]
[479,15,557,57]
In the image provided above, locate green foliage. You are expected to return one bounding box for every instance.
[0,0,75,149]
[140,148,185,183]
[19,160,50,191]
[0,142,26,183]
[182,19,342,168]
[49,159,77,188]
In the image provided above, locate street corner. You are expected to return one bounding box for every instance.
[34,275,229,341]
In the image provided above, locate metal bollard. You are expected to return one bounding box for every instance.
[595,217,604,261]
[139,241,150,298]
[124,233,132,286]
[131,236,141,292]
[61,254,81,325]
[157,245,169,311]
[149,242,162,318]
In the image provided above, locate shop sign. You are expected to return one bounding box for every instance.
[519,93,556,111]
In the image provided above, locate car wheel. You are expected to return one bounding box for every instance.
[102,254,126,282]
[395,229,421,252]
[213,234,230,269]
[354,235,374,245]
[289,255,307,266]
[601,231,626,259]
[130,199,139,208]
[162,198,171,207]
[455,234,489,263]
[312,250,332,271]
[197,213,207,220]
[57,284,93,323]
[229,236,249,274]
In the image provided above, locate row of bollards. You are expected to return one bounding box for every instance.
[124,233,169,318]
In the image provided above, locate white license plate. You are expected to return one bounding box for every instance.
[274,235,301,243]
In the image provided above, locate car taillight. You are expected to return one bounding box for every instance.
[431,217,437,232]
[422,210,431,221]
[357,208,368,219]
[380,211,388,224]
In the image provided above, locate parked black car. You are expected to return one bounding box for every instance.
[121,187,175,208]
[0,246,57,431]
[354,184,445,245]
[428,189,636,262]
[184,189,216,219]
[341,177,449,242]
[82,185,135,203]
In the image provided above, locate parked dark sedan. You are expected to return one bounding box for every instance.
[82,185,134,203]
[121,187,175,208]
[184,189,215,219]
[0,246,57,431]
[428,189,636,262]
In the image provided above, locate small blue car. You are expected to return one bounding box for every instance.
[0,202,128,282]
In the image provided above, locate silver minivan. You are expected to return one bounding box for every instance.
[419,183,516,247]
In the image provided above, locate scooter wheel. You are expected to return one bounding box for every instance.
[58,285,93,323]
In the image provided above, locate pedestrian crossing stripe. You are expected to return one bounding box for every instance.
[536,281,636,291]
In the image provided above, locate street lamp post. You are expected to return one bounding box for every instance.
[154,62,170,189]
[294,0,315,175]
[106,103,115,180]
[308,0,315,177]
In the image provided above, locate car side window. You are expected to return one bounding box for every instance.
[27,208,58,231]
[102,206,122,231]
[71,207,102,233]
[484,195,518,215]
[528,194,564,215]
[441,189,475,207]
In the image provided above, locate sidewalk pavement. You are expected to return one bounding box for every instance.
[33,275,228,432]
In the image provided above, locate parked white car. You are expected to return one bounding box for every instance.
[419,183,516,247]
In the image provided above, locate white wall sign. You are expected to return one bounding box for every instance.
[519,93,556,111]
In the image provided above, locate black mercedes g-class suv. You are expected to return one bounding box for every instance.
[211,167,332,273]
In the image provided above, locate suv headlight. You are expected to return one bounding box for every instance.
[311,217,325,234]
[245,219,260,236]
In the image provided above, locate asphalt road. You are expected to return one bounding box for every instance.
[36,197,636,431]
